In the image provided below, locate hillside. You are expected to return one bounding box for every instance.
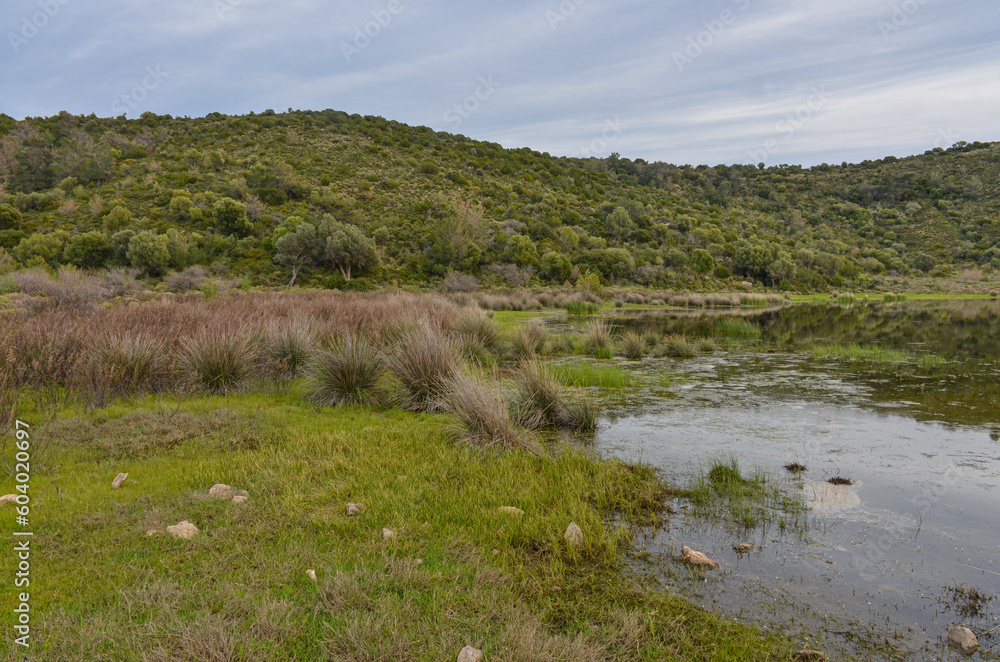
[0,109,998,292]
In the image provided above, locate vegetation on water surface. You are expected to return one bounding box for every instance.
[1,110,999,295]
[686,458,807,532]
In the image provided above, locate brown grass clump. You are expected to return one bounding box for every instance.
[179,329,259,394]
[386,324,460,412]
[446,371,534,452]
[307,336,385,407]
[510,319,548,360]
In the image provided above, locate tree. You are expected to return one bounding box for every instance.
[691,248,715,275]
[126,231,170,277]
[540,251,573,282]
[15,232,66,267]
[767,256,797,285]
[582,248,635,282]
[0,204,22,230]
[213,197,253,237]
[324,223,379,281]
[606,206,633,239]
[103,205,133,232]
[63,231,112,269]
[274,222,323,286]
[501,234,539,268]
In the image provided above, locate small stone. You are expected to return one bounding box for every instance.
[231,495,248,505]
[499,506,524,516]
[382,527,396,541]
[948,625,978,653]
[112,473,128,489]
[794,650,828,662]
[681,545,719,568]
[565,522,583,548]
[166,520,199,540]
[0,494,18,505]
[734,543,755,553]
[346,502,363,517]
[208,484,234,499]
[456,645,483,662]
[306,569,317,582]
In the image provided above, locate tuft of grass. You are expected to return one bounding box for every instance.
[944,584,996,619]
[451,307,503,354]
[783,462,807,474]
[696,337,718,353]
[92,333,168,394]
[549,362,634,389]
[687,458,806,531]
[593,346,613,360]
[307,337,386,407]
[510,320,548,360]
[447,371,535,452]
[386,325,460,412]
[714,317,761,337]
[660,334,697,358]
[564,395,603,433]
[179,329,259,394]
[811,344,909,364]
[266,318,317,377]
[513,361,570,430]
[827,476,853,486]
[583,320,612,353]
[566,301,599,315]
[547,333,578,355]
[883,292,907,302]
[619,331,646,360]
[643,330,661,349]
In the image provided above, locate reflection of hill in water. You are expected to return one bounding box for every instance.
[616,301,1000,428]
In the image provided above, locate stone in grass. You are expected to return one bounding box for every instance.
[166,521,199,540]
[681,545,719,568]
[112,473,128,489]
[498,506,524,516]
[382,527,397,542]
[146,529,162,536]
[794,650,828,662]
[306,569,317,582]
[564,522,583,548]
[208,484,234,499]
[231,495,248,505]
[346,502,363,517]
[948,626,978,653]
[0,494,18,505]
[457,645,483,662]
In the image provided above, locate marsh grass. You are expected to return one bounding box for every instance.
[451,307,503,354]
[510,320,548,360]
[566,301,600,315]
[92,333,168,395]
[594,346,614,360]
[513,361,570,430]
[549,362,634,389]
[619,331,646,360]
[547,333,578,355]
[944,584,996,619]
[386,325,459,412]
[447,371,535,452]
[713,317,762,337]
[783,462,807,474]
[659,334,697,358]
[266,317,317,378]
[811,344,909,363]
[583,320,612,353]
[307,337,386,407]
[687,458,807,531]
[179,329,259,394]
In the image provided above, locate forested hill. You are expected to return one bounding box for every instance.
[0,109,998,291]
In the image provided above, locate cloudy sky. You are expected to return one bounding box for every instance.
[3,0,998,166]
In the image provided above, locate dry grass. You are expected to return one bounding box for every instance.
[447,371,534,452]
[583,320,612,353]
[386,324,460,412]
[179,329,260,394]
[510,319,548,360]
[307,336,386,407]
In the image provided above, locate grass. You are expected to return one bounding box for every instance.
[687,458,807,532]
[0,394,801,661]
[447,371,534,451]
[386,325,459,412]
[566,301,600,315]
[660,334,697,358]
[549,362,635,389]
[810,344,909,363]
[509,320,548,360]
[713,317,762,337]
[827,476,854,486]
[618,331,646,360]
[307,337,386,406]
[178,329,260,394]
[583,320,612,353]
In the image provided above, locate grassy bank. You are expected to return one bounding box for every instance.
[1,394,800,661]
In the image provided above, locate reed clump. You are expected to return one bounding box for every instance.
[307,337,385,406]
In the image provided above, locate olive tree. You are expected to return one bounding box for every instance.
[324,223,379,281]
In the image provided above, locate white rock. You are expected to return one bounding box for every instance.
[306,569,317,582]
[112,473,128,489]
[231,495,248,505]
[382,527,396,542]
[146,529,162,536]
[0,494,18,505]
[681,545,719,568]
[346,502,363,517]
[565,522,583,548]
[499,506,524,516]
[208,484,233,499]
[948,625,978,653]
[166,521,199,540]
[457,645,483,662]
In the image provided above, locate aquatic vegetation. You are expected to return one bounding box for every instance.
[548,362,634,388]
[451,307,503,354]
[811,344,909,364]
[512,361,571,430]
[687,458,807,531]
[827,476,853,486]
[619,331,647,360]
[660,334,697,358]
[943,584,996,619]
[583,319,613,352]
[783,463,807,474]
[566,301,600,315]
[509,319,548,360]
[594,346,614,360]
[713,317,761,337]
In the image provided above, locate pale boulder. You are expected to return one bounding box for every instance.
[457,645,483,662]
[0,494,18,505]
[948,625,978,653]
[166,521,199,540]
[681,545,719,568]
[565,522,583,548]
[382,527,396,542]
[346,503,363,517]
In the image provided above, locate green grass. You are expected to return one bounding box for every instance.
[565,301,600,315]
[713,317,761,337]
[686,458,807,532]
[0,394,800,660]
[549,362,635,389]
[810,343,910,363]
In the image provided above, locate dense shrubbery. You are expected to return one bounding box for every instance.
[1,110,997,292]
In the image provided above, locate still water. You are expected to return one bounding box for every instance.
[575,302,1000,660]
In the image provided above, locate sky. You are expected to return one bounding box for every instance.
[2,0,999,166]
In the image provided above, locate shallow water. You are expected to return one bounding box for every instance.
[577,302,1000,660]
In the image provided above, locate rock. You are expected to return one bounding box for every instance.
[166,521,199,540]
[146,529,162,536]
[565,522,584,548]
[112,473,128,489]
[0,494,18,505]
[382,527,396,542]
[499,506,524,516]
[794,650,827,662]
[456,645,483,662]
[208,484,234,499]
[231,495,248,505]
[734,543,755,553]
[948,625,978,653]
[346,502,363,517]
[306,569,317,582]
[681,545,719,568]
